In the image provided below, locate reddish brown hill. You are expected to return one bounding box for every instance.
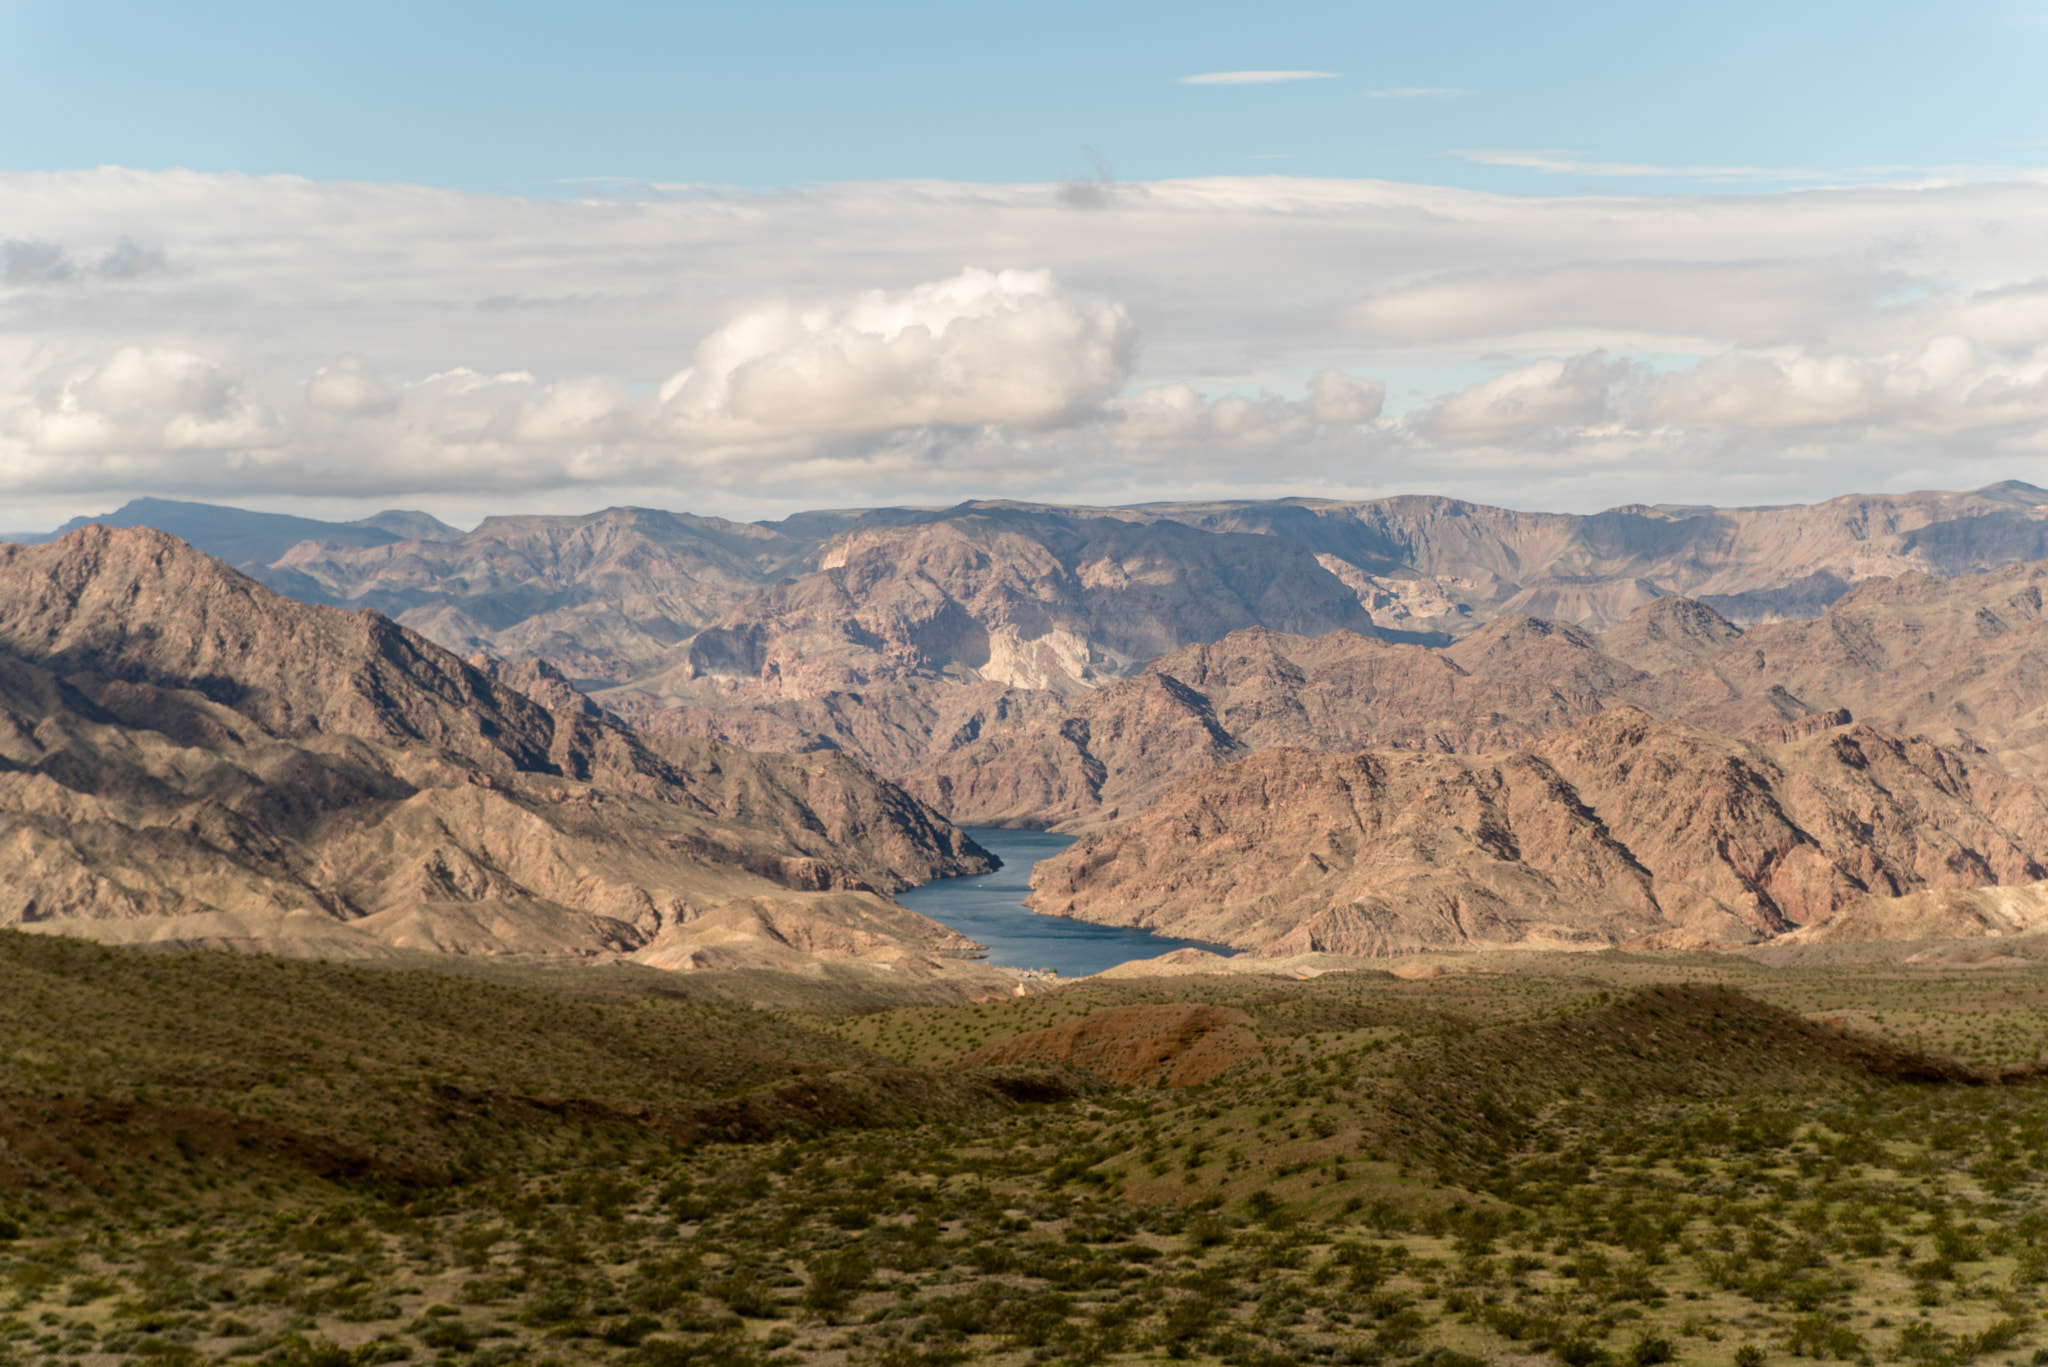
[1622,562,2048,781]
[953,1004,1264,1087]
[902,619,1636,829]
[1027,708,2048,957]
[906,565,2048,833]
[1599,595,1745,674]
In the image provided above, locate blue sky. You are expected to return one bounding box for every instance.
[1,2,2046,526]
[2,0,2042,197]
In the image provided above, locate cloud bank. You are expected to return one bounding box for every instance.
[2,167,2048,521]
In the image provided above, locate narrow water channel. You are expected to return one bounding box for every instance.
[897,827,1235,978]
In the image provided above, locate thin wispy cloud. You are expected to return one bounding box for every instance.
[1454,148,2038,186]
[1454,149,1813,180]
[1365,87,1467,99]
[1178,71,1338,86]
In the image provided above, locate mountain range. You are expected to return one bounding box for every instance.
[8,480,2048,967]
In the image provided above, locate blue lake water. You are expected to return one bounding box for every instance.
[898,827,1235,978]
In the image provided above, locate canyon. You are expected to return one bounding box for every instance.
[9,480,2048,966]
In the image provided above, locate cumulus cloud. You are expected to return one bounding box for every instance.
[305,357,397,415]
[6,348,280,456]
[1110,370,1386,467]
[1307,369,1386,424]
[1417,354,1628,446]
[656,268,1131,439]
[1639,338,2048,435]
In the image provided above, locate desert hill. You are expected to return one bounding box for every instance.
[0,527,1005,981]
[4,495,462,566]
[592,487,2048,810]
[1026,708,2048,956]
[1773,879,2048,945]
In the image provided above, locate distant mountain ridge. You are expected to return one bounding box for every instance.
[1,496,463,567]
[12,483,2047,695]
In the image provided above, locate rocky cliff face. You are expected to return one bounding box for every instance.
[669,505,1379,693]
[0,528,1001,980]
[1028,708,2048,956]
[1620,563,2048,780]
[888,559,2048,831]
[899,622,1636,830]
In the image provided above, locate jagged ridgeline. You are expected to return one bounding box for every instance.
[0,526,1021,982]
[15,487,2048,966]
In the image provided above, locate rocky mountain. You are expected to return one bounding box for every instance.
[636,504,1381,696]
[0,527,1004,982]
[269,506,838,683]
[22,482,2047,701]
[875,560,2048,831]
[898,620,1634,830]
[1621,562,2048,779]
[1157,480,2048,632]
[1028,708,2048,956]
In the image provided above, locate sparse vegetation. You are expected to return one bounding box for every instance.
[5,932,2048,1367]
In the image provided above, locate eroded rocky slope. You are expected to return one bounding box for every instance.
[0,527,1002,981]
[1027,708,2048,956]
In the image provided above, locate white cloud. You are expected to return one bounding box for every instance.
[656,268,1131,439]
[1,168,2047,517]
[1347,260,1888,348]
[1417,354,1627,445]
[305,357,397,415]
[2,240,73,286]
[1178,71,1338,85]
[1307,369,1385,424]
[6,347,280,457]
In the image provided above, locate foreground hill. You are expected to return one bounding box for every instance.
[1028,708,2048,955]
[12,933,2041,1367]
[0,527,1002,980]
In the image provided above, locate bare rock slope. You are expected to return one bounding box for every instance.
[895,560,2048,831]
[0,527,1001,981]
[902,619,1636,830]
[1028,708,2048,957]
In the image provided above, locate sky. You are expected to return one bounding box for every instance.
[1,0,2045,528]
